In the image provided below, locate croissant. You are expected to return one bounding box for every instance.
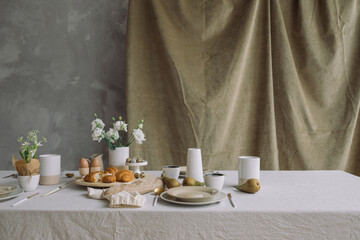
[104,166,119,175]
[116,169,134,182]
[84,171,102,183]
[102,174,116,183]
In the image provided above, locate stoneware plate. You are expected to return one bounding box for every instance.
[166,186,219,202]
[0,185,23,201]
[160,192,226,206]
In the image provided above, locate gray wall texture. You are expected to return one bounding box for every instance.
[0,0,129,170]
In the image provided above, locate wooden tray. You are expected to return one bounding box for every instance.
[74,173,154,188]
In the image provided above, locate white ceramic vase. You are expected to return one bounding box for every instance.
[18,174,40,192]
[109,147,129,170]
[186,148,204,182]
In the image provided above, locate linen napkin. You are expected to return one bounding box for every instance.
[87,187,146,208]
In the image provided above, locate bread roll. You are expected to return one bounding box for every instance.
[102,174,116,183]
[104,166,119,175]
[84,171,102,182]
[116,169,134,182]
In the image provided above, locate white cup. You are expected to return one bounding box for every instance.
[204,173,225,190]
[162,165,180,179]
[39,154,61,185]
[238,156,260,185]
[186,148,204,182]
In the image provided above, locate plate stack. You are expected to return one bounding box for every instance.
[160,186,226,206]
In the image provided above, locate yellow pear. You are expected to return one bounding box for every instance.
[162,176,180,189]
[182,177,205,186]
[235,179,260,194]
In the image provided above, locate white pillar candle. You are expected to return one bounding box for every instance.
[39,154,61,185]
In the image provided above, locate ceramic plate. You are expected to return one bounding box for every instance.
[0,185,23,201]
[166,186,219,202]
[160,192,226,206]
[74,173,154,187]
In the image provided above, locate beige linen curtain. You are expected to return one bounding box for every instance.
[126,0,360,175]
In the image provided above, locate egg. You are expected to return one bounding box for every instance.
[90,158,101,173]
[91,158,100,167]
[79,158,89,176]
[79,158,89,168]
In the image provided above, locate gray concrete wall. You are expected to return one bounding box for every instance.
[0,0,129,170]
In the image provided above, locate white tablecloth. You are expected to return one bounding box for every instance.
[0,170,360,239]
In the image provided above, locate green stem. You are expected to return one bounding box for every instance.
[104,138,115,150]
[19,150,24,159]
[127,134,134,144]
[126,139,135,147]
[117,135,123,147]
[33,150,37,159]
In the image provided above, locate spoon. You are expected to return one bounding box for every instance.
[153,187,165,206]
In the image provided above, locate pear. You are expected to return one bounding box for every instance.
[235,179,260,194]
[162,176,180,189]
[182,177,205,186]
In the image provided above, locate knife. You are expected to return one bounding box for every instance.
[42,180,75,197]
[153,195,159,206]
[3,173,16,178]
[12,192,39,207]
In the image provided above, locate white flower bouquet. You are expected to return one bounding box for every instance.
[17,130,47,163]
[91,114,145,150]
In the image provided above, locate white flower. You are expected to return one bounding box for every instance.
[132,128,145,144]
[92,128,103,142]
[137,120,144,130]
[113,121,127,132]
[29,149,36,158]
[106,128,119,143]
[91,119,105,131]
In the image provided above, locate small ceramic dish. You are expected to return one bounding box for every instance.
[166,186,219,202]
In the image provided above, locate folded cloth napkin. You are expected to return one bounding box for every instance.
[87,187,106,199]
[105,191,146,208]
[87,187,146,208]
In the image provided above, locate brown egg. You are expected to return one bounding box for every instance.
[91,158,100,167]
[79,158,89,168]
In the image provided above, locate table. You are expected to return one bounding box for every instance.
[1,170,360,239]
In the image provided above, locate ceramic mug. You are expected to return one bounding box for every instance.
[39,154,61,185]
[238,156,260,185]
[204,173,225,190]
[162,165,180,179]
